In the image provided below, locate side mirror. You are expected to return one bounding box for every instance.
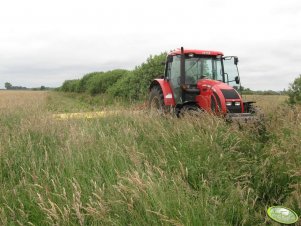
[234,57,239,65]
[235,76,240,84]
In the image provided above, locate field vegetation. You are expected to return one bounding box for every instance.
[0,90,300,225]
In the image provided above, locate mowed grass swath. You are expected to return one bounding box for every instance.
[0,90,300,225]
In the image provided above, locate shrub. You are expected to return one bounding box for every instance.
[78,72,103,93]
[107,53,167,99]
[61,79,80,92]
[87,69,127,95]
[60,52,167,100]
[288,74,301,105]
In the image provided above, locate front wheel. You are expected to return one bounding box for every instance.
[177,105,204,118]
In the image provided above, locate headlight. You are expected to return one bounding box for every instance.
[226,102,232,106]
[235,102,241,106]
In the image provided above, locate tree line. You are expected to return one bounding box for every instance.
[4,82,27,90]
[4,82,50,91]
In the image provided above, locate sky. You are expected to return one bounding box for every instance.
[0,0,300,90]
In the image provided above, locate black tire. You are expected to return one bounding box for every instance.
[177,104,203,118]
[148,86,166,114]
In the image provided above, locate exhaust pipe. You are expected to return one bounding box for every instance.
[180,47,186,101]
[180,47,185,86]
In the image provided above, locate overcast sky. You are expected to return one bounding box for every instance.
[0,0,300,90]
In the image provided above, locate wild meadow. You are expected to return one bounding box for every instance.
[0,91,300,225]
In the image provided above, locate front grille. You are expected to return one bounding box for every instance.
[221,89,240,99]
[227,105,242,113]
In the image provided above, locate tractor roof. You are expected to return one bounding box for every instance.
[169,49,223,56]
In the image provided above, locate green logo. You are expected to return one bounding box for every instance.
[267,206,299,224]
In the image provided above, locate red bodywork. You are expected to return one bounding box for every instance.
[150,48,245,114]
[195,79,244,113]
[151,78,244,114]
[170,49,223,56]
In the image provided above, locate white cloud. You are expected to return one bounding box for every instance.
[0,0,300,89]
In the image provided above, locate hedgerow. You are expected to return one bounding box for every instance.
[60,53,167,100]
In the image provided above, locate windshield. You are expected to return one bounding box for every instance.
[184,56,223,84]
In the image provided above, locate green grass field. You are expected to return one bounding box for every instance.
[0,91,300,225]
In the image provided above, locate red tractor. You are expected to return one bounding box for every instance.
[149,47,258,120]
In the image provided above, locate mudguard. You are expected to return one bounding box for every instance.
[149,79,176,106]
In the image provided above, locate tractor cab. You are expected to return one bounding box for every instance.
[165,49,240,105]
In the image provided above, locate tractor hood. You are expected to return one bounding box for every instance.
[197,79,241,99]
[196,79,243,113]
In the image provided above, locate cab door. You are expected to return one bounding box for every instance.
[223,56,240,90]
[166,55,182,104]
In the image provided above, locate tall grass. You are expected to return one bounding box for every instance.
[0,91,300,225]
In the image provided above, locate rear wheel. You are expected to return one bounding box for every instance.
[148,86,165,114]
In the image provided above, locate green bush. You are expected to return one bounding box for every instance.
[288,74,301,104]
[60,79,80,92]
[60,52,167,100]
[106,71,139,99]
[107,53,167,99]
[87,69,127,95]
[78,72,102,93]
[60,70,127,95]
